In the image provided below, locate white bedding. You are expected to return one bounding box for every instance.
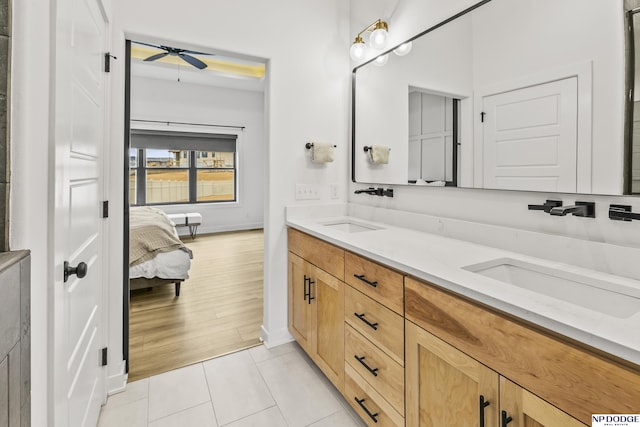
[129,246,191,280]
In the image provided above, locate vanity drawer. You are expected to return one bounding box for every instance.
[345,286,404,365]
[345,324,404,415]
[288,228,344,280]
[345,364,404,427]
[345,252,404,315]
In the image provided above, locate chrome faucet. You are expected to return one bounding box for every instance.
[549,202,595,218]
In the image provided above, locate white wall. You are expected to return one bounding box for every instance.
[130,76,265,233]
[350,0,640,278]
[10,1,52,424]
[107,0,351,389]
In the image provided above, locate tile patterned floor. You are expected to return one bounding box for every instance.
[98,342,367,427]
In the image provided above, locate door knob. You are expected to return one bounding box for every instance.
[64,261,88,282]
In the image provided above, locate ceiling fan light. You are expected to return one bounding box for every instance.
[393,42,412,56]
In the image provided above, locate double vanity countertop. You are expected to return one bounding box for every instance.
[286,211,640,367]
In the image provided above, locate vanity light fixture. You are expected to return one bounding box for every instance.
[393,41,412,56]
[350,19,389,61]
[373,54,389,66]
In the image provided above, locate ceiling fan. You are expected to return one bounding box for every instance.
[136,42,210,70]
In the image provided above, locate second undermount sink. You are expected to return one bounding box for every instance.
[462,258,640,318]
[321,220,383,233]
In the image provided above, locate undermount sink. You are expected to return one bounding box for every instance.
[321,220,382,233]
[463,258,640,318]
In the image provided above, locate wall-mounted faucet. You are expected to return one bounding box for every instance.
[609,204,640,221]
[527,200,563,213]
[354,187,394,197]
[549,201,595,218]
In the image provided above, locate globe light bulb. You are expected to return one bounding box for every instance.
[350,40,366,61]
[393,41,412,56]
[373,54,388,66]
[370,27,388,50]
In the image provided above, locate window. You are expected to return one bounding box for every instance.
[130,130,237,205]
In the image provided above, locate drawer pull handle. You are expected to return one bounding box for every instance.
[354,397,379,423]
[354,355,379,377]
[480,395,490,427]
[354,312,378,330]
[501,411,513,427]
[354,274,378,288]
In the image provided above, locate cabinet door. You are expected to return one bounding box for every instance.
[406,320,499,427]
[311,264,344,388]
[500,378,588,427]
[288,253,313,352]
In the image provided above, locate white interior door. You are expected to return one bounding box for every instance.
[481,77,578,192]
[52,0,108,424]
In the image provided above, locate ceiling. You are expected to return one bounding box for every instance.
[130,42,266,92]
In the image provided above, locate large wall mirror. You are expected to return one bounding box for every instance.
[352,0,640,196]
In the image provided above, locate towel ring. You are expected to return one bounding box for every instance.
[306,143,337,149]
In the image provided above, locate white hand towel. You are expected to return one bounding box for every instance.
[370,145,390,164]
[311,142,334,163]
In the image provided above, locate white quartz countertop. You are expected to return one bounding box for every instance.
[286,213,640,366]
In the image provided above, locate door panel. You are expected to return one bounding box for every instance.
[500,377,588,427]
[53,0,107,423]
[482,77,578,192]
[288,253,312,352]
[313,265,344,387]
[406,321,499,427]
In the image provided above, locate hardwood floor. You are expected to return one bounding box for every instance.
[128,229,264,382]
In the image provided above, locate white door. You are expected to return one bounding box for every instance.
[481,77,578,192]
[52,0,108,424]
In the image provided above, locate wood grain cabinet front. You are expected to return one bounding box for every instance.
[345,251,404,315]
[405,276,638,426]
[287,251,345,389]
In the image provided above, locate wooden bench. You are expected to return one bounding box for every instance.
[167,212,202,239]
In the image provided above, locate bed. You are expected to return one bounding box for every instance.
[129,206,193,296]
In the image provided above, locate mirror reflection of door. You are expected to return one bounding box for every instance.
[408,91,458,185]
[480,77,578,192]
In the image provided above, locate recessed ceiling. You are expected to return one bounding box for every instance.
[130,41,266,92]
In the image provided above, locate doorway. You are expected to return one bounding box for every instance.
[123,39,268,381]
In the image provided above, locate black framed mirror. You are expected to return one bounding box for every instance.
[353,0,634,195]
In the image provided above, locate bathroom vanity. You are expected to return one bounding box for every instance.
[286,210,640,426]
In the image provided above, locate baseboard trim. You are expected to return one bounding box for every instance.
[106,360,127,396]
[260,325,293,349]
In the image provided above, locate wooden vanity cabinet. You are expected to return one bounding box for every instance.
[405,276,640,426]
[288,229,345,389]
[343,252,405,427]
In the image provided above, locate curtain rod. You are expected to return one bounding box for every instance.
[131,119,245,130]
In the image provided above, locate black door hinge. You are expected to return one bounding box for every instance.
[481,111,486,123]
[104,53,117,73]
[101,347,108,366]
[102,201,109,218]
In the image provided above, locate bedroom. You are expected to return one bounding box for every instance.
[126,41,267,380]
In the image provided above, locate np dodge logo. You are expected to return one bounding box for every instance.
[592,414,640,427]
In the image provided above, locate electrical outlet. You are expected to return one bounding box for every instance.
[295,184,320,200]
[329,184,339,199]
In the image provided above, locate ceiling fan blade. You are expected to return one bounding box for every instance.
[178,53,208,70]
[144,52,169,62]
